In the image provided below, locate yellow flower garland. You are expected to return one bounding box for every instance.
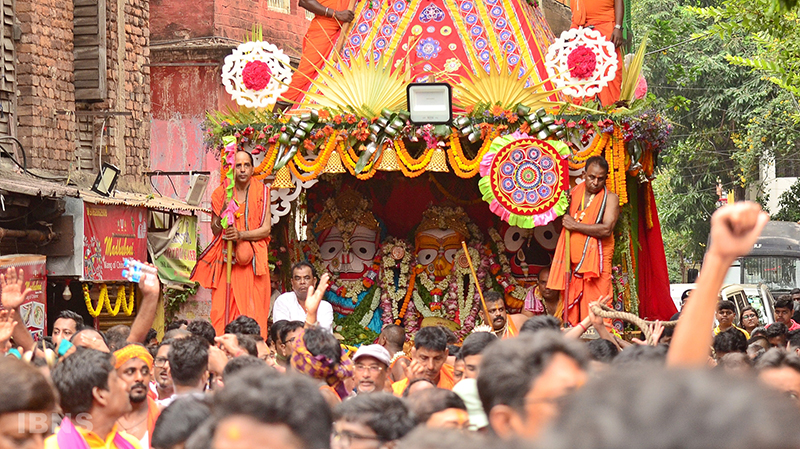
[613,127,628,206]
[83,284,135,318]
[395,139,434,171]
[447,130,496,179]
[253,143,279,180]
[569,132,609,170]
[342,144,380,180]
[290,135,338,181]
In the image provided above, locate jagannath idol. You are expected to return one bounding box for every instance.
[306,190,385,340]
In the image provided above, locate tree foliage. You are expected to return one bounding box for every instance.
[773,179,800,222]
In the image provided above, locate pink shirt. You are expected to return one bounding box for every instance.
[768,320,800,332]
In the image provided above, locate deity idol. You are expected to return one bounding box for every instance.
[499,222,559,285]
[309,190,384,337]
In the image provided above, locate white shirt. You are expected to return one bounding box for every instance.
[272,291,334,332]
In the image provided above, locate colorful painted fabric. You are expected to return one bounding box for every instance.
[291,328,354,399]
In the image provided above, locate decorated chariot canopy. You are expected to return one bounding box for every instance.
[205,0,676,344]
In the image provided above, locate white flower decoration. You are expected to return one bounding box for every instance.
[222,40,293,108]
[544,27,618,99]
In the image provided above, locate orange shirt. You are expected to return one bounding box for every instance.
[391,364,455,396]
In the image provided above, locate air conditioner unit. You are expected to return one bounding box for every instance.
[185,173,209,206]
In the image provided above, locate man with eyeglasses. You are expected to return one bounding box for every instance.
[332,393,415,449]
[273,261,335,331]
[150,338,179,407]
[352,345,392,395]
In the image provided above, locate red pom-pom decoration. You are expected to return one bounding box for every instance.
[242,60,272,91]
[567,46,597,79]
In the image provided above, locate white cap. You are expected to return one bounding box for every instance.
[352,344,392,366]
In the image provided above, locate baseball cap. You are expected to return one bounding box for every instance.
[352,344,391,366]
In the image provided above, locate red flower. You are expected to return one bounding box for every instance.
[242,61,273,91]
[567,46,597,80]
[319,110,331,121]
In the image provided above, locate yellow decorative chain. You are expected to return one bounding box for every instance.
[83,284,135,317]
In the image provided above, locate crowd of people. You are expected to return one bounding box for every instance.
[2,202,800,449]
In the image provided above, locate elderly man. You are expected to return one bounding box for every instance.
[548,156,619,326]
[272,262,334,332]
[392,327,455,396]
[352,344,392,395]
[114,344,161,447]
[46,348,141,448]
[192,150,272,338]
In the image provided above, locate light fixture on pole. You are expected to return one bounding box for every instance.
[90,162,121,197]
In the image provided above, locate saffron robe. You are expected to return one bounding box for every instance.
[547,183,614,326]
[191,178,271,338]
[570,0,624,106]
[392,364,455,397]
[283,0,350,103]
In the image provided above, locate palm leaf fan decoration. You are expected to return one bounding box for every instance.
[298,53,411,119]
[454,58,565,111]
[620,33,649,103]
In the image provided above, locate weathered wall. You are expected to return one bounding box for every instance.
[16,0,76,172]
[215,0,309,58]
[150,0,214,41]
[75,0,151,190]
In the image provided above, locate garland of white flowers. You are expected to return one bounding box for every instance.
[487,228,529,305]
[380,239,412,323]
[359,287,382,328]
[418,274,452,295]
[453,247,479,322]
[304,238,373,310]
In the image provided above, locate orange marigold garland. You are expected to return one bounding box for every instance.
[569,132,608,170]
[448,132,487,178]
[395,139,430,177]
[290,134,337,181]
[253,142,279,180]
[342,143,380,180]
[613,126,628,206]
[605,134,617,194]
[395,267,418,325]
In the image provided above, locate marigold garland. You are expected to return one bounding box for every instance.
[448,131,496,178]
[569,132,608,170]
[605,135,617,194]
[342,144,380,180]
[613,127,628,206]
[290,135,338,181]
[253,142,279,179]
[395,139,434,171]
[396,267,418,325]
[83,284,135,318]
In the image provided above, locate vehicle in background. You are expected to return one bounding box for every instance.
[669,283,696,311]
[719,283,775,327]
[722,221,800,297]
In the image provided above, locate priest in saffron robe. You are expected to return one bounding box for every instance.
[547,156,619,326]
[191,151,271,338]
[570,0,625,106]
[282,0,355,103]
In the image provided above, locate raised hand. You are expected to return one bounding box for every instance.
[0,309,17,346]
[0,268,32,310]
[304,273,330,325]
[708,202,769,262]
[215,334,245,358]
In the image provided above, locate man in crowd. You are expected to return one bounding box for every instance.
[378,324,410,383]
[332,393,416,449]
[192,150,272,338]
[482,291,527,338]
[714,300,750,339]
[276,320,305,369]
[114,344,161,447]
[548,156,619,326]
[756,348,800,406]
[767,322,789,348]
[273,262,334,331]
[459,332,497,379]
[535,266,563,322]
[152,338,176,406]
[477,331,589,439]
[352,344,392,395]
[71,327,110,352]
[46,349,141,448]
[167,336,210,398]
[771,297,800,332]
[791,288,800,324]
[52,310,84,348]
[405,388,470,430]
[211,370,332,449]
[392,327,455,396]
[187,319,216,346]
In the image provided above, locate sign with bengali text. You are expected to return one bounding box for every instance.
[83,205,147,281]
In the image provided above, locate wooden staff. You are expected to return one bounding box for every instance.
[461,241,492,323]
[563,230,570,326]
[225,240,233,325]
[334,0,359,55]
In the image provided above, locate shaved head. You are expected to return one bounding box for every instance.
[381,324,406,347]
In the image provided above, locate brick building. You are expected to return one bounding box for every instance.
[7,0,150,191]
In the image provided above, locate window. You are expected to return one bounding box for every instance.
[74,0,107,102]
[0,0,15,141]
[267,0,291,15]
[741,256,800,292]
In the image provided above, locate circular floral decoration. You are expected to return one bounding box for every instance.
[242,61,273,90]
[567,46,596,79]
[478,132,570,228]
[222,40,293,108]
[417,37,442,60]
[543,27,618,99]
